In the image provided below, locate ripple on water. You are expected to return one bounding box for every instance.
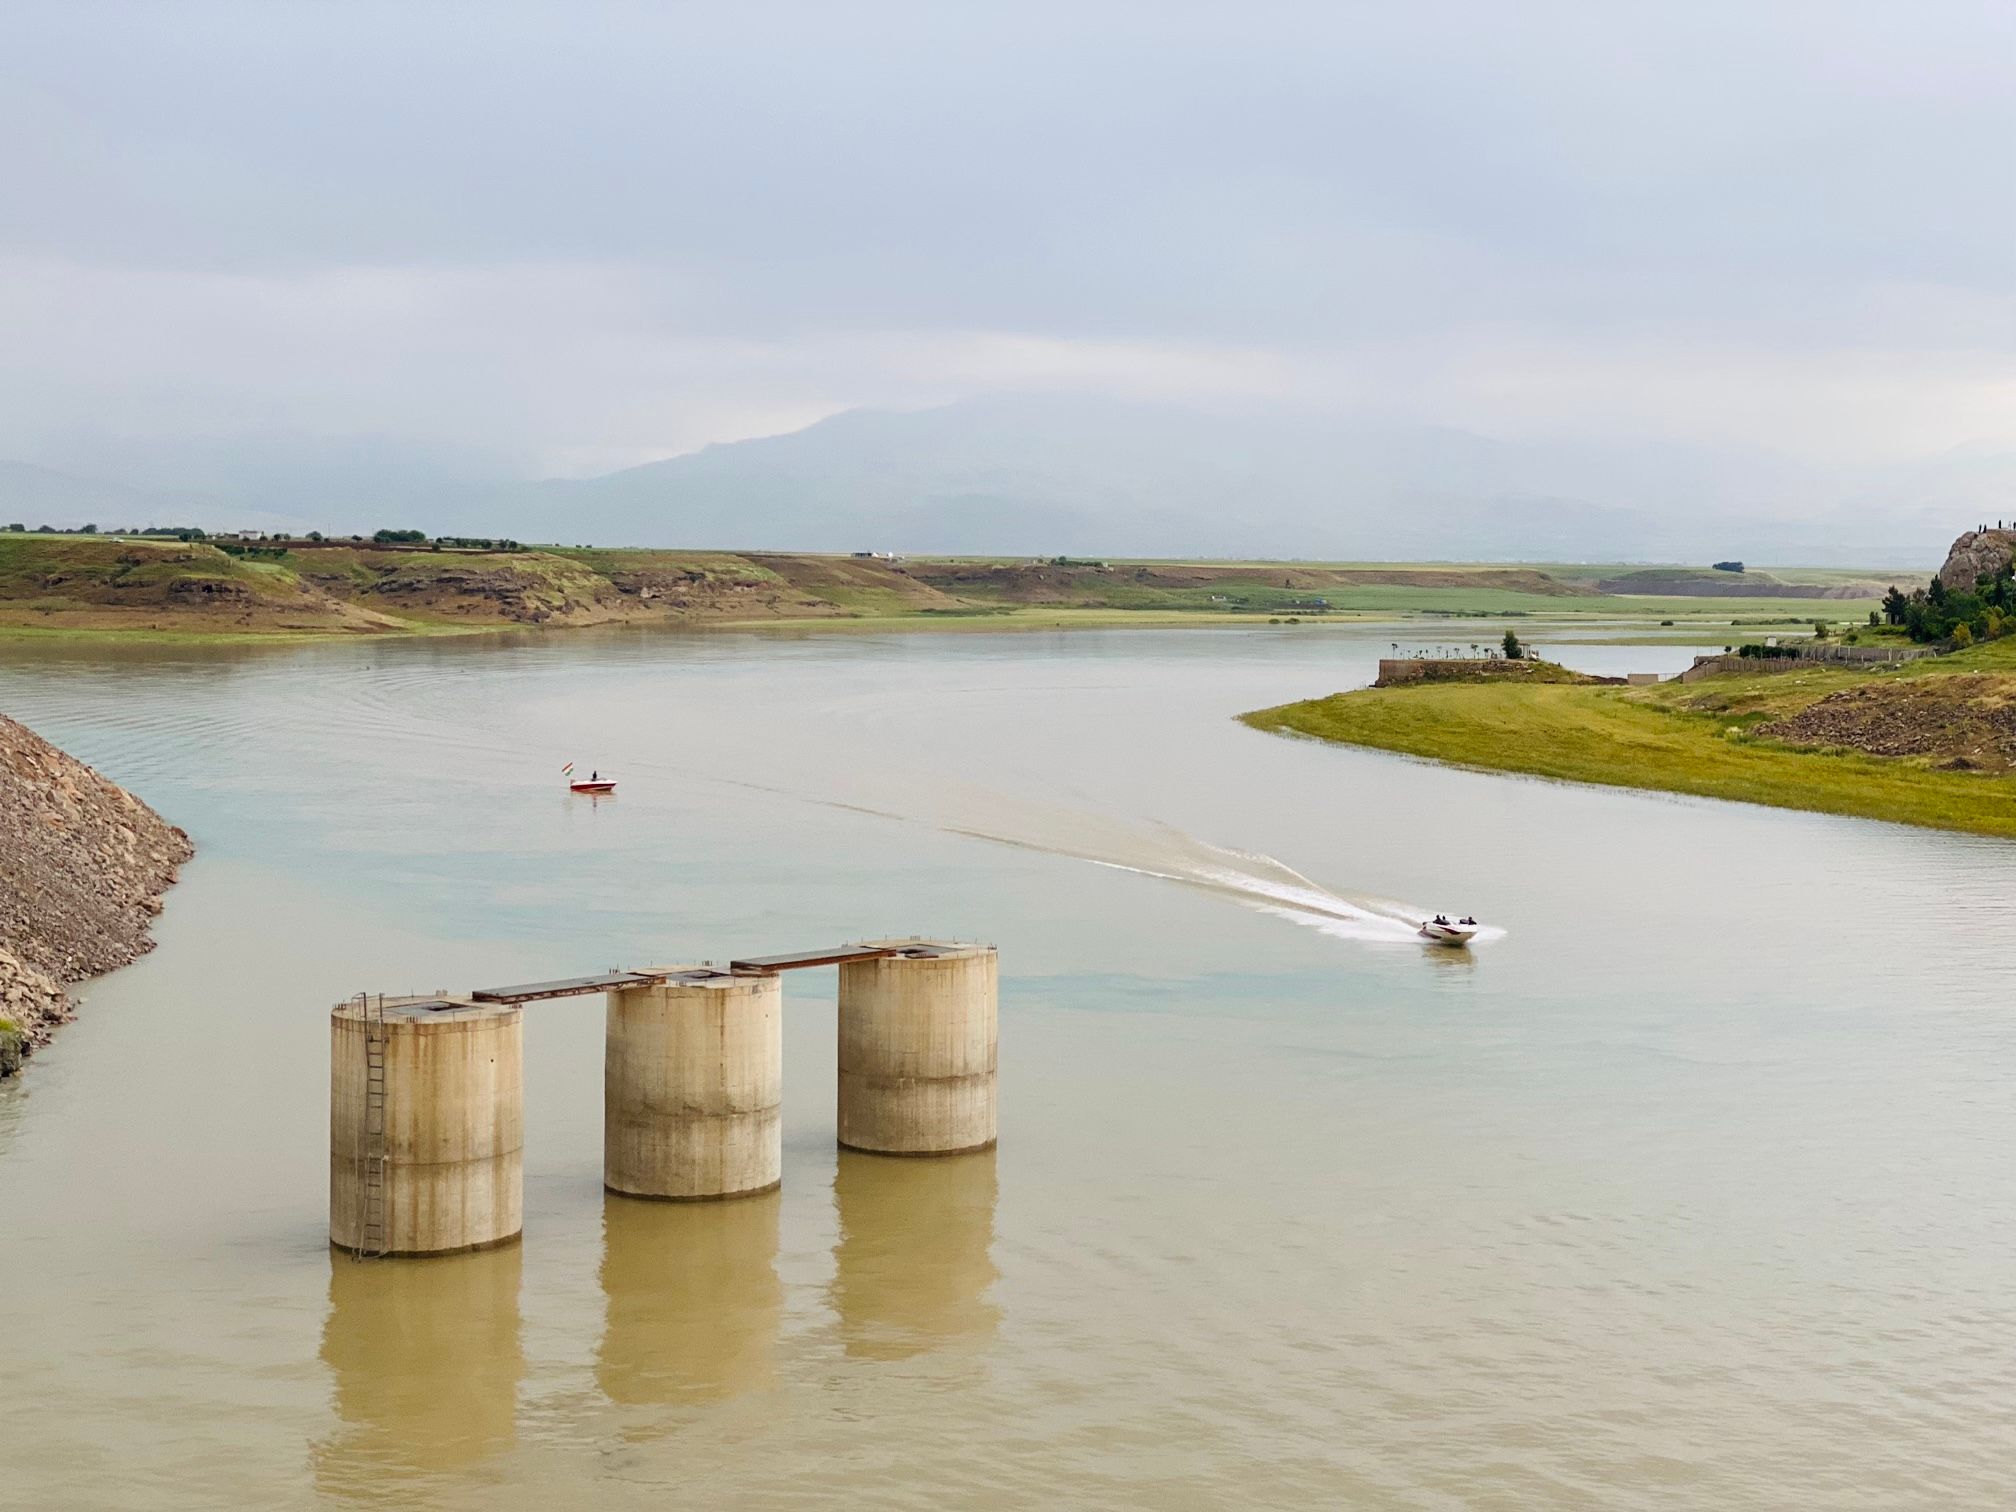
[2,627,2015,1508]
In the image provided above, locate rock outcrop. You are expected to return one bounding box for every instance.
[1938,527,2016,592]
[0,713,192,1076]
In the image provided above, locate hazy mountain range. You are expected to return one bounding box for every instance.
[10,397,2008,566]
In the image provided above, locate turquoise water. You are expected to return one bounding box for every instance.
[3,624,2015,1508]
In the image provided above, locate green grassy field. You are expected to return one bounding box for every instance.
[728,604,1366,633]
[1318,587,1872,619]
[1528,561,1922,589]
[1242,637,2016,838]
[0,534,1922,643]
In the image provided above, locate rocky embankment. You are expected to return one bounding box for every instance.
[0,713,191,1076]
[1756,675,2016,773]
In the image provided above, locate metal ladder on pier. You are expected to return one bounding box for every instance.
[355,993,391,1260]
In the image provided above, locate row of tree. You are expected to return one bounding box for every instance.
[4,523,225,540]
[1,523,524,552]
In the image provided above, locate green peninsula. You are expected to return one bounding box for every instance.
[1243,637,2016,839]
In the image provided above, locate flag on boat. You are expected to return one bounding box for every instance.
[561,761,574,776]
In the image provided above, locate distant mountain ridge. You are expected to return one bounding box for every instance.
[0,460,200,526]
[7,396,2006,564]
[481,398,1971,564]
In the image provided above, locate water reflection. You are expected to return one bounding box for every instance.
[313,1245,524,1502]
[596,1190,783,1405]
[0,1079,26,1158]
[829,1149,1000,1359]
[1421,944,1479,972]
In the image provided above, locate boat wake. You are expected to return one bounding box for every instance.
[860,788,1505,948]
[558,748,1501,950]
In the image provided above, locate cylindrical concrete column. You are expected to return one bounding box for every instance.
[605,971,782,1200]
[330,997,523,1257]
[838,943,997,1155]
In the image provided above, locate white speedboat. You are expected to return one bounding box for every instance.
[1417,917,1478,946]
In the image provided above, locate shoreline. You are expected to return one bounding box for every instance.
[1,536,1904,646]
[0,602,1861,648]
[0,605,1391,643]
[1241,641,2016,840]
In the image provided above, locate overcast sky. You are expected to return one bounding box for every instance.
[5,1,2014,480]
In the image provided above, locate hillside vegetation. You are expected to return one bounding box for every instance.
[0,534,1909,638]
[1593,566,1902,598]
[1243,635,2016,838]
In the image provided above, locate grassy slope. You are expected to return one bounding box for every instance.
[0,535,295,598]
[0,535,380,632]
[0,538,1928,641]
[1242,638,2016,838]
[285,545,625,622]
[745,553,973,614]
[909,559,1879,620]
[0,537,643,634]
[1535,561,1924,589]
[549,547,789,589]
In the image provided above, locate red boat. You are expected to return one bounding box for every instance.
[563,763,616,794]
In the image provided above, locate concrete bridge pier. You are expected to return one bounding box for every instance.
[837,942,998,1156]
[604,970,783,1201]
[330,996,524,1257]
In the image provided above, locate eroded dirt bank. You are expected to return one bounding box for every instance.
[0,712,191,1076]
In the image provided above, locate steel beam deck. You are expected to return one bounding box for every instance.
[470,971,664,1004]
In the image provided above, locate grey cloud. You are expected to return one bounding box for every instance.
[2,1,2014,514]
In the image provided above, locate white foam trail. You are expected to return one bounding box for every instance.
[931,804,1503,948]
[264,655,1495,947]
[576,752,1501,949]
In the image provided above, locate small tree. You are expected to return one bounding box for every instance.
[1813,621,1828,639]
[1502,629,1524,661]
[1869,609,1880,626]
[1952,622,1975,648]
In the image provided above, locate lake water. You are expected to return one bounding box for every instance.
[3,624,2015,1509]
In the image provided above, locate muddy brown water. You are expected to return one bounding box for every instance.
[3,625,2015,1508]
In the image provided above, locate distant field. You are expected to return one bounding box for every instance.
[914,554,1930,581]
[0,535,1933,641]
[1509,561,1926,587]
